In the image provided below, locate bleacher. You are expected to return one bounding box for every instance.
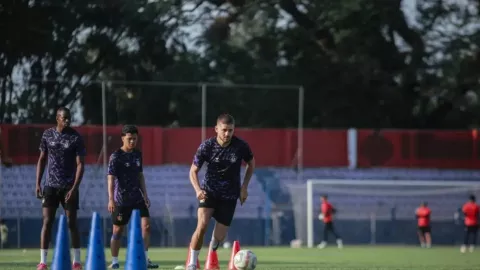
[0,165,266,218]
[1,165,479,219]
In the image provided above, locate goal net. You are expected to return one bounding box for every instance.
[288,179,480,248]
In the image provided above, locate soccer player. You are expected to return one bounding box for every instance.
[36,107,85,270]
[317,195,343,249]
[461,195,479,253]
[415,201,432,248]
[0,219,8,248]
[186,114,255,270]
[107,125,158,269]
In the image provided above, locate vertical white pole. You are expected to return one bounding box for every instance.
[297,86,304,182]
[201,84,207,142]
[347,128,357,169]
[101,81,108,245]
[101,81,108,176]
[0,128,3,222]
[306,180,313,248]
[17,217,21,248]
[370,212,376,245]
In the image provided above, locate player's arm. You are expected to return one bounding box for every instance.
[107,154,117,206]
[189,164,202,193]
[71,136,86,190]
[241,142,255,189]
[139,172,148,198]
[242,157,255,189]
[36,132,48,195]
[190,143,205,194]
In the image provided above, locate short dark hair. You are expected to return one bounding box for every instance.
[321,195,328,199]
[217,113,235,125]
[422,201,428,206]
[57,107,70,115]
[469,195,476,202]
[122,125,138,136]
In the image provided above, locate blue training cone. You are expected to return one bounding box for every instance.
[51,215,71,270]
[86,212,106,270]
[125,209,147,270]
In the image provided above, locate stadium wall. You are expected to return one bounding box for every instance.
[1,124,480,169]
[0,217,469,248]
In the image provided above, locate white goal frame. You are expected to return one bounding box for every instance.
[305,179,480,248]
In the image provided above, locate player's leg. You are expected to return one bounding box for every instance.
[329,222,343,249]
[210,199,237,251]
[63,188,82,269]
[469,226,478,252]
[318,222,329,249]
[139,207,158,268]
[38,187,60,270]
[461,226,471,253]
[417,227,426,247]
[187,202,214,269]
[109,207,131,269]
[424,227,432,248]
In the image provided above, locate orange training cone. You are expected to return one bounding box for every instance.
[185,249,200,270]
[204,249,220,270]
[228,241,241,270]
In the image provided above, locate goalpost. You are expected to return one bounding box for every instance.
[288,179,480,248]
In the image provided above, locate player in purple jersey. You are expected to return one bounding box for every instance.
[107,125,158,269]
[35,107,86,270]
[186,114,255,270]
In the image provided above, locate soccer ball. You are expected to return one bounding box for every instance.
[233,249,257,270]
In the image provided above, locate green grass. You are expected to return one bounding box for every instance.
[0,246,479,269]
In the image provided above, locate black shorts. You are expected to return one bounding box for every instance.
[111,205,150,226]
[199,196,237,226]
[324,222,335,230]
[42,186,79,210]
[418,226,431,234]
[465,225,479,233]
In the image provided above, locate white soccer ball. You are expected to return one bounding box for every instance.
[233,249,257,270]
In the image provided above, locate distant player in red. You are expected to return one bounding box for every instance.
[415,201,432,248]
[317,195,343,249]
[461,195,479,253]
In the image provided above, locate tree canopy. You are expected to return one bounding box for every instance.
[1,0,479,129]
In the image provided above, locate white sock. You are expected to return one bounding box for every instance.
[40,249,48,264]
[210,238,220,251]
[145,251,149,263]
[73,249,81,263]
[188,249,200,266]
[112,257,119,264]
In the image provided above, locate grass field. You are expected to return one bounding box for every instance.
[0,246,479,270]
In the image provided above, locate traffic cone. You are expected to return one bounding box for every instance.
[51,215,71,270]
[204,248,220,270]
[125,210,147,270]
[228,241,241,270]
[184,248,200,269]
[86,212,106,270]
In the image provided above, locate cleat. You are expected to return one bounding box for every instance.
[317,241,327,249]
[72,262,83,270]
[108,263,120,269]
[147,259,159,269]
[37,263,48,270]
[336,239,343,249]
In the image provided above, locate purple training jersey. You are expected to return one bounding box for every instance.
[39,127,86,189]
[108,149,145,207]
[193,136,253,200]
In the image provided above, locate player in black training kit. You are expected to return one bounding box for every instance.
[186,114,255,270]
[36,107,85,270]
[107,125,158,269]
